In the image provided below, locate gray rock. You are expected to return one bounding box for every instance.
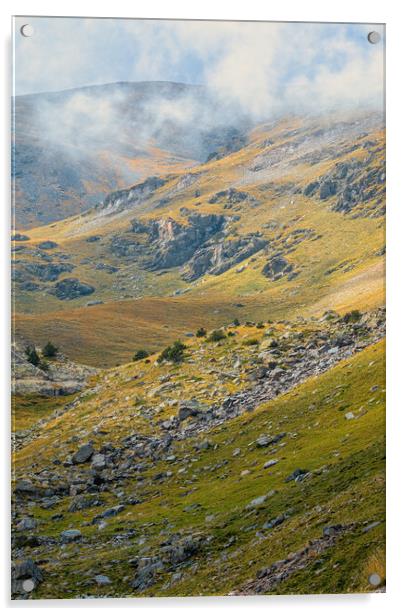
[323,524,343,537]
[168,536,200,565]
[60,529,82,543]
[12,233,30,241]
[178,399,203,421]
[12,559,44,594]
[285,468,309,482]
[131,557,164,590]
[38,240,58,250]
[15,479,40,496]
[94,574,111,585]
[50,277,95,300]
[72,443,94,464]
[246,494,269,509]
[68,495,104,512]
[91,453,106,470]
[263,459,279,469]
[16,517,37,531]
[256,433,286,448]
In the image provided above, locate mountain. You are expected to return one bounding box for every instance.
[12,81,248,229]
[11,89,385,598]
[13,109,385,367]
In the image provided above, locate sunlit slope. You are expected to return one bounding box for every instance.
[13,111,385,366]
[13,330,385,597]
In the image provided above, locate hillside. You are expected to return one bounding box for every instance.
[11,89,386,599]
[12,110,385,367]
[12,81,248,228]
[12,310,385,597]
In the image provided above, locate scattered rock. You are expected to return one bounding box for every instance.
[16,517,37,531]
[285,468,309,482]
[263,459,279,469]
[94,574,111,585]
[38,240,58,250]
[12,559,44,594]
[50,277,95,300]
[12,233,30,241]
[60,529,82,543]
[72,443,94,464]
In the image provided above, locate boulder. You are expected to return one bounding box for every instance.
[60,529,82,543]
[177,399,203,421]
[50,278,95,300]
[12,559,44,594]
[12,233,30,241]
[38,240,58,250]
[16,517,37,531]
[94,575,111,585]
[72,443,94,464]
[91,453,106,470]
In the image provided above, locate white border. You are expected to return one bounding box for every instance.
[1,1,401,614]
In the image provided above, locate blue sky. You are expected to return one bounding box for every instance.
[13,17,384,114]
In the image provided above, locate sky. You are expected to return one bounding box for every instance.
[13,17,385,117]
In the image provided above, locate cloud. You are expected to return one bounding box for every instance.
[14,18,384,115]
[13,17,384,170]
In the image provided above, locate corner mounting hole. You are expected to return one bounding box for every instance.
[22,578,35,592]
[368,572,381,587]
[20,24,34,37]
[368,31,380,44]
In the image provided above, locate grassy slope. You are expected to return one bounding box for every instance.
[12,394,77,431]
[13,331,385,597]
[13,116,385,367]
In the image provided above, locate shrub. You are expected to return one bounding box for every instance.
[244,338,259,346]
[133,349,149,361]
[42,341,58,358]
[233,318,240,327]
[256,322,265,329]
[38,359,50,372]
[158,340,186,363]
[208,329,226,342]
[196,327,207,338]
[343,310,362,323]
[25,345,40,367]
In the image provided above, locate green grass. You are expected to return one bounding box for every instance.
[12,393,76,431]
[14,339,385,598]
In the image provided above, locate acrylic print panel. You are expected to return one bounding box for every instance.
[11,16,385,599]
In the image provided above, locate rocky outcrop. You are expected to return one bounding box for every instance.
[146,214,225,270]
[101,176,167,215]
[14,261,75,283]
[182,234,267,281]
[262,256,296,281]
[303,158,385,217]
[12,233,30,241]
[49,277,95,300]
[12,341,96,396]
[37,240,58,250]
[208,188,258,209]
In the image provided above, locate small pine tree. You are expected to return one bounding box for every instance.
[233,318,240,326]
[39,359,50,372]
[133,349,149,361]
[208,329,226,342]
[244,338,259,346]
[343,310,362,323]
[158,340,186,363]
[196,327,207,337]
[25,345,40,367]
[42,341,58,358]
